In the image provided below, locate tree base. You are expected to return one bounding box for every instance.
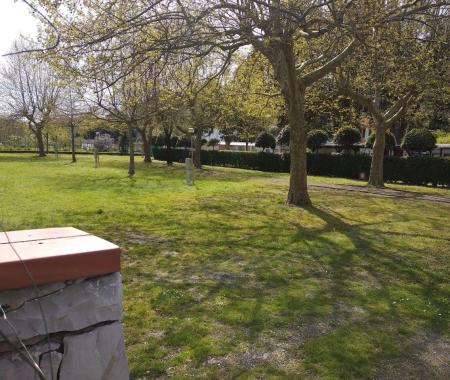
[367,180,385,189]
[286,192,311,207]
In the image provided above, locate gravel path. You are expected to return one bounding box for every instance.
[310,183,450,204]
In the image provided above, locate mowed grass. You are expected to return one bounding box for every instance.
[0,153,449,379]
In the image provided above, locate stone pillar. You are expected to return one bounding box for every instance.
[185,157,194,186]
[0,227,129,380]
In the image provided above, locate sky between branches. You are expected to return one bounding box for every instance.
[0,0,37,59]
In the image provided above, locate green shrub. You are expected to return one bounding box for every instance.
[255,132,276,151]
[365,131,397,151]
[307,129,328,152]
[177,136,191,148]
[401,128,436,154]
[434,130,450,144]
[276,127,290,146]
[152,147,450,187]
[207,138,220,150]
[334,126,361,150]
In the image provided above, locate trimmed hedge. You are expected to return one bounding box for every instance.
[153,147,450,187]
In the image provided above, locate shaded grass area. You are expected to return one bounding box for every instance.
[0,154,449,379]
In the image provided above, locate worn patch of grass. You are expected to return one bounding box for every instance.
[0,153,449,379]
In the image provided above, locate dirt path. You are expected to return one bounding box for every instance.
[310,183,450,204]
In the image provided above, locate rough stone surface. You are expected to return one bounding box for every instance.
[0,273,122,343]
[0,272,128,379]
[0,282,66,311]
[59,322,129,380]
[40,350,63,380]
[0,341,61,380]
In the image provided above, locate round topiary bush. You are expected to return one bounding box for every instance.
[276,127,290,146]
[366,130,397,151]
[307,129,328,152]
[207,138,220,150]
[334,125,361,151]
[401,128,436,154]
[255,131,276,151]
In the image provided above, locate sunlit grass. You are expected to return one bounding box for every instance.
[1,154,449,379]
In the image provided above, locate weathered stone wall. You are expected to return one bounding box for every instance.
[0,273,129,380]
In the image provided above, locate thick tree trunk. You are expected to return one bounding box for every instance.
[128,124,135,176]
[35,128,46,157]
[287,93,310,206]
[193,129,202,169]
[141,131,152,163]
[269,42,310,206]
[70,123,76,163]
[368,125,385,188]
[165,131,173,165]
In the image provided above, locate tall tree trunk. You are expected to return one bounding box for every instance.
[165,130,173,165]
[368,125,385,188]
[245,141,249,151]
[70,123,76,163]
[35,128,46,157]
[128,123,135,176]
[193,129,202,169]
[141,130,152,163]
[269,42,310,206]
[287,91,310,205]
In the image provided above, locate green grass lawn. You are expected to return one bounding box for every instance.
[1,153,449,379]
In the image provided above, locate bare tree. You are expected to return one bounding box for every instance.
[58,87,86,163]
[0,41,60,157]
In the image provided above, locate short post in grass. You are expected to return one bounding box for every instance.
[185,127,195,186]
[185,157,194,186]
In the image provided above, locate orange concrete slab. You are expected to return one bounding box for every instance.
[3,227,89,243]
[0,228,121,291]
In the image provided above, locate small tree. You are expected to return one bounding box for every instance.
[334,126,361,153]
[277,127,290,147]
[255,132,276,152]
[401,128,436,155]
[307,130,328,153]
[208,138,220,150]
[366,131,396,154]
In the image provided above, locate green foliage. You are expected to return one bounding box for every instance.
[366,131,397,150]
[307,129,328,152]
[207,138,220,149]
[401,128,437,154]
[334,126,361,149]
[434,130,450,144]
[153,148,450,187]
[255,132,276,151]
[276,127,290,146]
[118,133,128,154]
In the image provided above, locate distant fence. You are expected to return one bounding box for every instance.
[153,148,450,188]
